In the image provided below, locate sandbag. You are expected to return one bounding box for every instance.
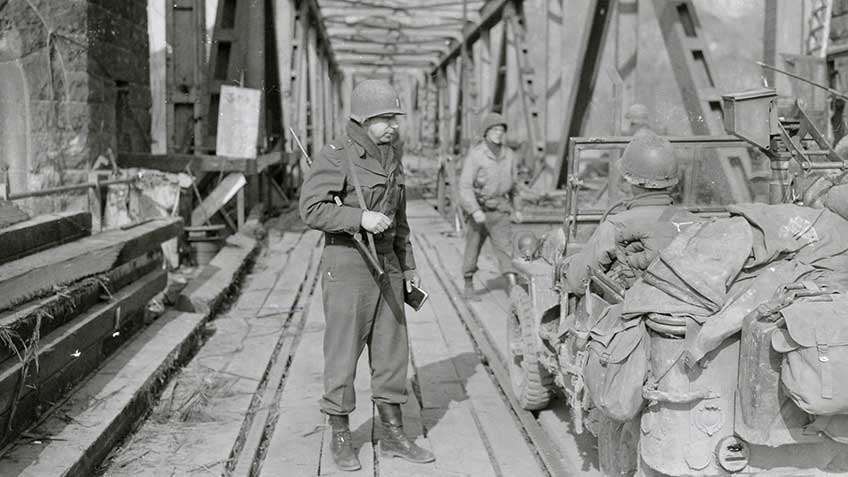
[584,304,650,421]
[772,298,848,415]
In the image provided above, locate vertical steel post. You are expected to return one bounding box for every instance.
[768,135,792,204]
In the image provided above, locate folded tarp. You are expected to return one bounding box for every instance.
[622,217,752,320]
[728,203,848,269]
[684,259,815,366]
[620,203,848,366]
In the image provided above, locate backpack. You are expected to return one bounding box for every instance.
[771,297,848,416]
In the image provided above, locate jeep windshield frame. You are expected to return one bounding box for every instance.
[562,135,761,252]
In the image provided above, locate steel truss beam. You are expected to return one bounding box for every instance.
[330,36,455,45]
[554,0,614,186]
[321,0,484,11]
[336,52,439,64]
[431,0,511,74]
[333,46,447,56]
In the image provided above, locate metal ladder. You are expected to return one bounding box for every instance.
[808,0,834,58]
[503,1,547,182]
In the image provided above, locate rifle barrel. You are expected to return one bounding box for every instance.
[289,128,313,166]
[756,62,848,101]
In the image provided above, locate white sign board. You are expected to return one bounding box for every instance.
[216,85,261,158]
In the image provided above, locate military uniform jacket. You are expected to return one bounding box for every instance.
[459,141,519,214]
[564,194,698,294]
[299,121,416,271]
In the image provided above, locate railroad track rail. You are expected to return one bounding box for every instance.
[414,232,575,477]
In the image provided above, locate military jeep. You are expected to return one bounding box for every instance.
[506,90,848,475]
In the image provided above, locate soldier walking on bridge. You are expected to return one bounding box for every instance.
[458,112,522,300]
[625,103,655,137]
[299,80,435,471]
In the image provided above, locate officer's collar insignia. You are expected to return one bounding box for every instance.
[395,98,400,107]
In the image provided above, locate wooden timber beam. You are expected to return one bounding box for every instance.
[554,0,614,187]
[431,0,512,74]
[0,212,91,266]
[0,218,181,312]
[0,251,162,365]
[116,151,285,174]
[0,268,167,444]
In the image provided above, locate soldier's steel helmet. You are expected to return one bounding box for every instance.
[480,112,508,136]
[514,231,539,260]
[349,80,405,123]
[618,131,679,189]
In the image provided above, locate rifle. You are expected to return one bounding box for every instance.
[289,128,313,167]
[756,61,848,101]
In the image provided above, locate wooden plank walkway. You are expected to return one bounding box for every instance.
[257,202,545,476]
[406,200,602,476]
[101,203,570,476]
[104,229,322,476]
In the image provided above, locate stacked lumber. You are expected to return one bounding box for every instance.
[0,211,91,266]
[0,217,182,445]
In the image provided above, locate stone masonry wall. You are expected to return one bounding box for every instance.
[0,0,150,215]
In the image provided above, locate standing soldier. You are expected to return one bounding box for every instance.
[299,80,434,471]
[625,103,654,137]
[564,131,696,295]
[458,112,522,299]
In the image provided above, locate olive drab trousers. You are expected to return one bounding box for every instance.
[462,210,516,278]
[319,243,408,415]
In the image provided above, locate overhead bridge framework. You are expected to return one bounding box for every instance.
[152,0,816,204]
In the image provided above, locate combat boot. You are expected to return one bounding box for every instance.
[327,414,361,471]
[462,276,480,301]
[376,403,435,464]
